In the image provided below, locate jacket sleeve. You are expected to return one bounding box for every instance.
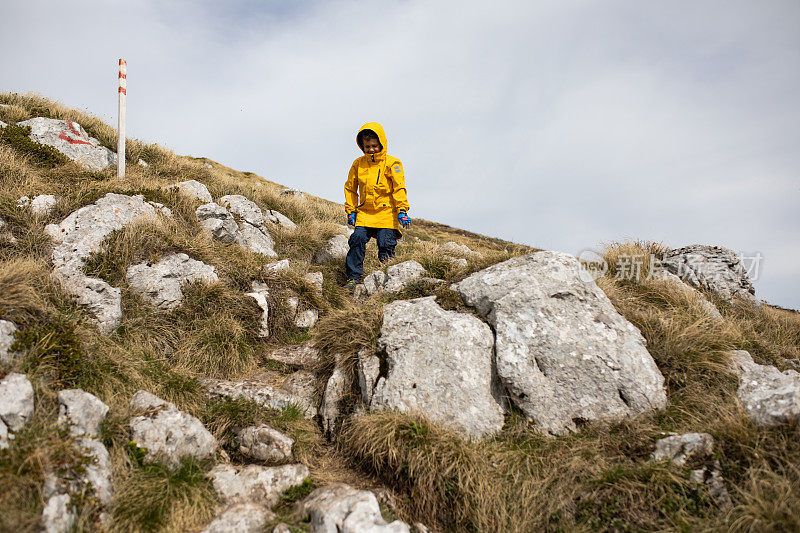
[388,159,410,213]
[344,160,359,214]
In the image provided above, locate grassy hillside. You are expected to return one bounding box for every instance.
[1,92,799,532]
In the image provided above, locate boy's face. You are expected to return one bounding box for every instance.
[362,137,382,154]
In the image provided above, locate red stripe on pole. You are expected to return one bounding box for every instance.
[118,88,127,94]
[119,73,127,79]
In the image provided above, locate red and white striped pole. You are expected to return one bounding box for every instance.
[117,59,127,178]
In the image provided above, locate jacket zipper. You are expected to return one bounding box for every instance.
[376,168,381,185]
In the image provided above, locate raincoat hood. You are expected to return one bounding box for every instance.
[357,122,388,159]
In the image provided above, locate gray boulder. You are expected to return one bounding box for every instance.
[175,180,213,203]
[357,349,381,405]
[0,319,20,365]
[0,373,34,434]
[453,251,667,436]
[728,350,800,426]
[210,463,309,506]
[18,194,58,216]
[362,260,426,296]
[202,370,318,418]
[287,295,319,329]
[219,195,264,227]
[57,389,109,437]
[41,493,74,533]
[17,118,116,171]
[45,193,160,332]
[129,390,218,468]
[197,203,240,243]
[662,245,759,307]
[370,297,504,439]
[303,272,324,294]
[652,433,714,467]
[298,483,411,533]
[237,424,294,462]
[127,253,219,311]
[443,256,468,269]
[201,503,274,533]
[313,234,350,264]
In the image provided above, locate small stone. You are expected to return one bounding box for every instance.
[210,463,310,506]
[41,493,75,533]
[321,364,352,439]
[298,483,411,533]
[176,180,213,203]
[652,433,714,467]
[137,158,148,167]
[201,503,274,533]
[295,309,318,329]
[443,256,468,269]
[264,210,297,232]
[16,196,30,208]
[126,253,219,310]
[246,284,270,338]
[237,424,294,462]
[303,272,324,294]
[57,389,109,437]
[267,343,320,368]
[264,259,291,274]
[30,195,58,216]
[280,188,305,198]
[0,320,21,365]
[313,234,349,264]
[129,390,218,468]
[437,241,481,259]
[0,372,34,432]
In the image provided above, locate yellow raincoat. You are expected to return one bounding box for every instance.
[344,122,410,231]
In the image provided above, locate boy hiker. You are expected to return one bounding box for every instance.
[344,122,411,292]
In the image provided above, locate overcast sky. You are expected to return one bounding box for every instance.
[1,0,798,308]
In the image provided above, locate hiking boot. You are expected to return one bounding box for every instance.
[345,279,358,294]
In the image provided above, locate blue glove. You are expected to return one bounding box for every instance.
[398,211,410,228]
[347,213,356,226]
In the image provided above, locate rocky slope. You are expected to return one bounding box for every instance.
[1,94,799,532]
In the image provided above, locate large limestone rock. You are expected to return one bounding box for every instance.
[210,463,309,506]
[652,433,714,467]
[357,349,381,405]
[41,492,74,533]
[313,234,349,264]
[370,297,504,439]
[45,193,159,332]
[0,319,20,365]
[202,370,318,418]
[57,389,109,437]
[17,118,117,171]
[175,180,213,203]
[453,251,667,435]
[662,245,759,307]
[218,195,278,257]
[129,391,218,468]
[126,253,219,310]
[362,260,427,296]
[197,203,240,243]
[728,350,800,426]
[298,483,411,533]
[201,503,275,533]
[236,424,294,462]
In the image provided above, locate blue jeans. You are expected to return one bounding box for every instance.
[346,226,398,280]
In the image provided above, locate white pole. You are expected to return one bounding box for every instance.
[117,59,127,178]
